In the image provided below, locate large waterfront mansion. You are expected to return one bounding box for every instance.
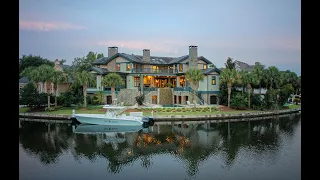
[87,46,221,105]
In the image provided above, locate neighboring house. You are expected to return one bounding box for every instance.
[219,61,267,94]
[87,46,221,105]
[19,76,29,95]
[234,60,255,72]
[19,59,72,95]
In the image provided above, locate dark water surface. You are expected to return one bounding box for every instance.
[19,114,301,180]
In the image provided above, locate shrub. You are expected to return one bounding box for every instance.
[20,82,45,107]
[230,93,248,110]
[57,91,75,107]
[135,94,145,105]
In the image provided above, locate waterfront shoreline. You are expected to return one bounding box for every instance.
[19,108,300,122]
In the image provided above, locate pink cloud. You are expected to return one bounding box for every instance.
[97,40,189,55]
[19,20,85,32]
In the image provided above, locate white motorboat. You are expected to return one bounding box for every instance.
[73,105,154,127]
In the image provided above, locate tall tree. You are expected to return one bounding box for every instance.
[19,54,54,77]
[220,68,241,108]
[102,73,124,105]
[241,71,259,108]
[72,70,95,107]
[264,66,280,90]
[72,52,104,72]
[185,68,204,104]
[37,65,55,108]
[51,71,67,107]
[252,62,265,95]
[20,66,40,90]
[70,51,104,107]
[225,57,236,70]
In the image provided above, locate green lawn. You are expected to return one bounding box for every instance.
[287,104,300,109]
[19,107,30,113]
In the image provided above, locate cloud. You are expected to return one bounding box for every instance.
[19,20,85,32]
[96,40,188,55]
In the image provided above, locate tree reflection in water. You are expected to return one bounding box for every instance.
[19,113,301,177]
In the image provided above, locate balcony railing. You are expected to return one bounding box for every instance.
[132,68,177,74]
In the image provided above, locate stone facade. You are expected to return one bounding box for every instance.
[159,88,173,105]
[117,89,140,105]
[144,91,158,104]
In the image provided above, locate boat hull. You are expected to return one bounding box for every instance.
[74,114,143,126]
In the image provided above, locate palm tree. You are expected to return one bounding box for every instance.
[252,62,264,95]
[51,71,67,107]
[185,68,204,104]
[225,57,236,70]
[73,70,95,108]
[20,66,41,91]
[220,68,241,108]
[264,66,280,90]
[241,71,259,108]
[102,73,124,105]
[37,65,55,108]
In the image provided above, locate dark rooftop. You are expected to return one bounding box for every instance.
[93,53,212,65]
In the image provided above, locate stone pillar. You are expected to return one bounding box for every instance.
[182,95,186,105]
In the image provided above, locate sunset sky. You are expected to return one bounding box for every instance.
[19,0,301,75]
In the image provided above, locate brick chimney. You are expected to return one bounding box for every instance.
[54,59,63,71]
[108,46,118,58]
[55,59,60,65]
[189,45,198,68]
[143,49,150,63]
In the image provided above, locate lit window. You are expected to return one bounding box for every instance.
[126,63,131,71]
[203,64,207,69]
[116,63,120,71]
[212,76,216,85]
[179,64,183,72]
[134,77,140,87]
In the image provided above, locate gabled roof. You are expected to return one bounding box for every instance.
[93,53,213,65]
[198,56,212,64]
[202,68,221,75]
[88,67,109,75]
[235,60,255,72]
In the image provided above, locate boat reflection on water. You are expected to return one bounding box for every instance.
[72,124,144,134]
[72,124,148,147]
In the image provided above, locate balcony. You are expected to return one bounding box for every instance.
[132,68,178,74]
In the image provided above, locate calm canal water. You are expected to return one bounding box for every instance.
[19,113,301,180]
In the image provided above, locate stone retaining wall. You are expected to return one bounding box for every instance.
[19,108,300,122]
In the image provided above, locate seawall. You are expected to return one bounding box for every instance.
[19,108,300,122]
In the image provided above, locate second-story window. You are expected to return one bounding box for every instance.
[179,64,183,72]
[116,63,120,71]
[126,63,131,71]
[212,76,216,85]
[203,64,207,69]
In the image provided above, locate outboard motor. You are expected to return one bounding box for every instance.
[141,116,155,128]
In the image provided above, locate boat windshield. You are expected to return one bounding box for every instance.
[103,105,126,116]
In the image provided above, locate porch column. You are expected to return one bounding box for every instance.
[140,74,143,94]
[97,75,102,90]
[176,76,181,87]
